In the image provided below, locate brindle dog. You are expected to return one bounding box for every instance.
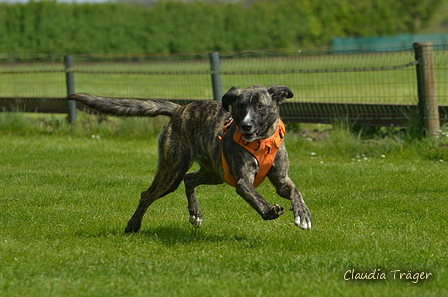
[69,84,312,232]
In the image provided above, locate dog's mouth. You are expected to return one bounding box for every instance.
[242,132,262,142]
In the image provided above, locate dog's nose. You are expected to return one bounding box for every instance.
[241,123,252,132]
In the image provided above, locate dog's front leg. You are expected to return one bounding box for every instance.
[267,154,312,230]
[235,177,285,220]
[265,146,312,230]
[274,177,312,230]
[224,141,284,221]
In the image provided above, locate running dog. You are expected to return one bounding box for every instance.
[68,84,312,232]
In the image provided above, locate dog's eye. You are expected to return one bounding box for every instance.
[257,103,265,110]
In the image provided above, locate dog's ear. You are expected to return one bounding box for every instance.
[268,84,294,104]
[222,87,243,111]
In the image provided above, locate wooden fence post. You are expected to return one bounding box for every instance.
[413,42,440,137]
[209,52,222,101]
[64,55,77,124]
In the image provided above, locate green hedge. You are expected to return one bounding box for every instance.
[0,0,441,54]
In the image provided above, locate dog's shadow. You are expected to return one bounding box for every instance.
[76,225,249,246]
[139,226,249,246]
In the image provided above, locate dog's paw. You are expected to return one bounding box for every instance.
[189,215,202,228]
[124,223,141,233]
[264,204,284,220]
[272,204,284,215]
[294,214,312,230]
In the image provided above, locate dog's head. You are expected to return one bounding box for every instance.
[222,84,293,142]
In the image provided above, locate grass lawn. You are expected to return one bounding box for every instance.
[0,115,447,296]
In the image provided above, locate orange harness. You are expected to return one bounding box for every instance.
[219,118,285,188]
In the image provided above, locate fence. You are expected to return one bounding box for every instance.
[1,43,447,135]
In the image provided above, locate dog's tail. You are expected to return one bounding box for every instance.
[68,94,181,117]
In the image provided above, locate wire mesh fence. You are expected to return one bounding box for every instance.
[1,44,447,126]
[219,50,423,105]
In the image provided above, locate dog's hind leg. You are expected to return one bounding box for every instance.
[124,162,189,233]
[184,168,223,228]
[125,134,191,233]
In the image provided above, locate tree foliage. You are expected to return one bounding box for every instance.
[0,0,444,54]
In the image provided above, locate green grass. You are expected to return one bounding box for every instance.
[1,50,447,104]
[1,113,447,296]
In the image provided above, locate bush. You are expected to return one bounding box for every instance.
[0,0,438,54]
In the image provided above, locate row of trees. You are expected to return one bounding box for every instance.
[0,0,445,54]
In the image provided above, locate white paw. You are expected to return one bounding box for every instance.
[294,216,312,230]
[189,215,202,228]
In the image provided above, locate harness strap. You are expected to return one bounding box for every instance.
[221,119,285,187]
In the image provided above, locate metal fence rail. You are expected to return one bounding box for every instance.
[1,44,447,132]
